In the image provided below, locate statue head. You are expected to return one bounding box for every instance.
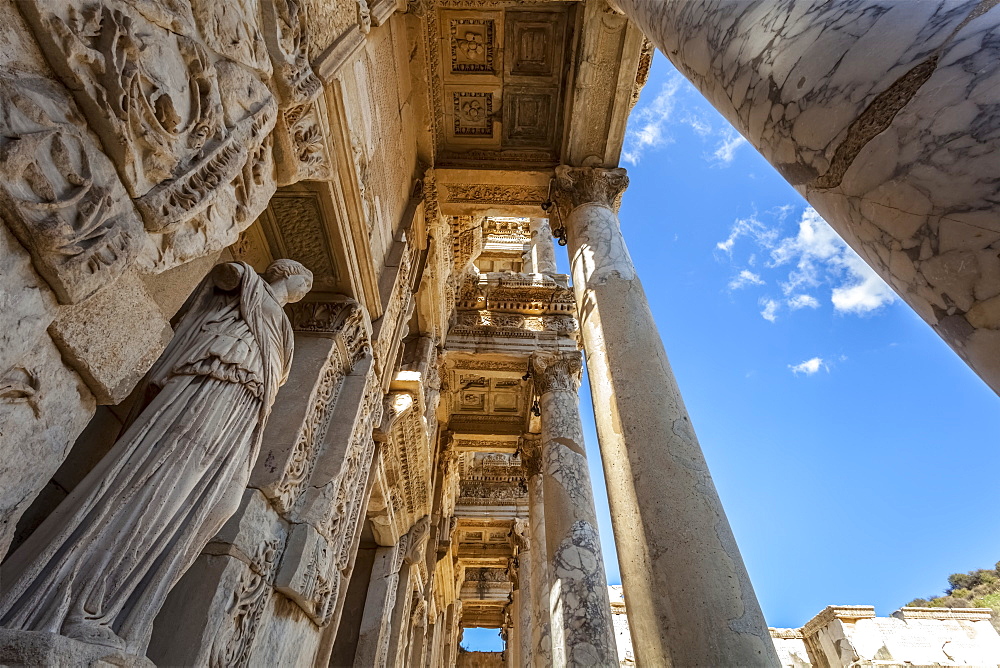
[264,259,313,305]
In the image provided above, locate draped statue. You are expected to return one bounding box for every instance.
[0,260,313,655]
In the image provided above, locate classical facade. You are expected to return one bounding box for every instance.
[0,0,997,666]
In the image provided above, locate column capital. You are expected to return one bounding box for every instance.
[555,165,629,209]
[511,518,530,552]
[520,435,543,478]
[529,350,583,394]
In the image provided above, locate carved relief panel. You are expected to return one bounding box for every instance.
[259,0,331,185]
[17,0,278,271]
[0,76,142,304]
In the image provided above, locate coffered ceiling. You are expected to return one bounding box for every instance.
[434,4,576,168]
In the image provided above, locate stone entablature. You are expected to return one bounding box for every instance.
[457,273,575,315]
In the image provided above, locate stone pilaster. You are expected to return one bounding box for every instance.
[612,0,1000,396]
[556,165,777,666]
[529,351,618,667]
[511,518,535,667]
[521,437,552,667]
[354,543,404,668]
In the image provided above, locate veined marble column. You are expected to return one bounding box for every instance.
[522,438,552,667]
[529,218,558,276]
[612,0,1000,395]
[529,351,618,667]
[556,166,777,667]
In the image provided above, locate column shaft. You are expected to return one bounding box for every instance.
[530,352,618,667]
[556,166,777,667]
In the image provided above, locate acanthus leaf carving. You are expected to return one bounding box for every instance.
[554,165,629,210]
[210,538,280,668]
[0,76,142,304]
[191,0,272,76]
[530,351,583,394]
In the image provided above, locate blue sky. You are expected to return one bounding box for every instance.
[463,52,1000,652]
[581,52,1000,630]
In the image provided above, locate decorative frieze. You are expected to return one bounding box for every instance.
[445,184,549,206]
[210,539,281,668]
[18,0,278,272]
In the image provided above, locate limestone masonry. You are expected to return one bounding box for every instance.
[0,0,997,666]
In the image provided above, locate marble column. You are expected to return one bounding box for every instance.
[529,351,618,667]
[522,438,553,667]
[556,166,777,667]
[529,218,558,276]
[612,0,1000,395]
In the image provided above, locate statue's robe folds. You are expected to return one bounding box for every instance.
[0,262,293,654]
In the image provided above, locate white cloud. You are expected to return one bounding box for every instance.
[622,76,684,164]
[682,114,713,137]
[716,212,779,254]
[760,298,779,323]
[788,294,820,310]
[789,357,825,375]
[770,207,897,315]
[831,253,898,314]
[712,128,748,164]
[728,269,765,290]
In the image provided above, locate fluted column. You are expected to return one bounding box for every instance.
[612,0,1000,395]
[522,438,552,667]
[529,351,617,667]
[529,218,558,275]
[556,166,777,667]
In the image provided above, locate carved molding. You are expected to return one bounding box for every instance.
[554,166,629,210]
[530,351,583,394]
[286,299,371,365]
[261,0,331,185]
[271,360,344,515]
[445,184,549,206]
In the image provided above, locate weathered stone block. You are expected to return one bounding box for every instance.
[48,271,173,405]
[274,521,338,625]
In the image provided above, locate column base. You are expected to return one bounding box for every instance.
[0,629,155,668]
